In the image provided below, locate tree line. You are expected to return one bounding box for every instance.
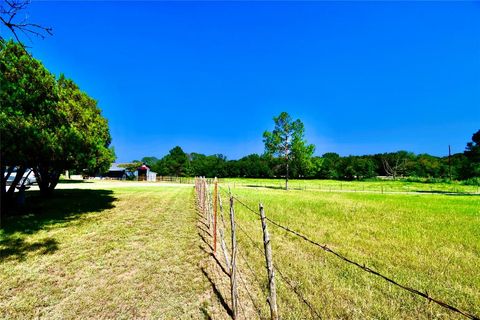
[133,146,479,183]
[131,129,480,184]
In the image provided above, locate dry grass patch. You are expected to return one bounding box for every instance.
[0,186,216,319]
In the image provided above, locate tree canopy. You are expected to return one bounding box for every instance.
[464,129,480,178]
[156,146,191,177]
[263,112,315,189]
[0,40,114,203]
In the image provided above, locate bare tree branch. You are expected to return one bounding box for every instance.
[382,154,407,180]
[0,0,52,46]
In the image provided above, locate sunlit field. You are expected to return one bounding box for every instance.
[1,180,479,319]
[215,184,480,319]
[222,177,480,194]
[0,185,225,319]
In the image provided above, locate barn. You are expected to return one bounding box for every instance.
[136,164,157,182]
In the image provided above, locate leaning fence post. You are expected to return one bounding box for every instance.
[213,177,218,255]
[259,204,279,320]
[229,196,238,319]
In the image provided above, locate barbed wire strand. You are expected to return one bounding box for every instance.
[236,243,266,294]
[234,213,321,318]
[218,187,479,320]
[273,261,322,319]
[236,252,265,319]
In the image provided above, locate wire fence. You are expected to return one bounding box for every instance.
[226,180,480,195]
[108,174,480,195]
[194,177,479,320]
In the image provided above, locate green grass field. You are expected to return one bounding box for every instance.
[222,177,480,194]
[0,185,227,319]
[1,180,479,319]
[216,184,480,319]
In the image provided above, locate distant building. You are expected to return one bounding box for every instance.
[105,163,157,181]
[136,164,157,182]
[105,163,129,180]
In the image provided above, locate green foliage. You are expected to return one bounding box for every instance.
[156,146,192,177]
[128,128,479,183]
[141,157,160,171]
[339,156,377,180]
[232,154,273,178]
[0,41,114,197]
[406,153,444,178]
[0,40,60,166]
[464,129,480,178]
[189,153,227,177]
[317,153,341,179]
[56,75,115,175]
[462,177,480,186]
[118,161,143,173]
[263,112,315,182]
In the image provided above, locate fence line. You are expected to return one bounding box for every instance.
[134,175,480,195]
[226,181,480,195]
[212,180,329,318]
[196,177,479,320]
[196,177,267,319]
[221,191,322,318]
[217,185,479,320]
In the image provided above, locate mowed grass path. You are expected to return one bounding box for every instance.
[222,187,480,319]
[0,185,214,319]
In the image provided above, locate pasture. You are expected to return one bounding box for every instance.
[1,179,479,319]
[0,184,225,319]
[216,184,480,319]
[223,177,480,194]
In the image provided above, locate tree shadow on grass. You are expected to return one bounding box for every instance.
[245,184,309,191]
[0,237,59,261]
[57,179,93,184]
[1,189,116,261]
[245,184,284,190]
[415,190,480,196]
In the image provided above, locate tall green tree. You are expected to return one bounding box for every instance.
[1,39,60,203]
[141,156,160,172]
[263,112,315,189]
[464,129,480,178]
[52,75,115,183]
[317,153,341,179]
[158,146,191,176]
[0,41,114,203]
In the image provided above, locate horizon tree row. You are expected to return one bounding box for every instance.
[131,129,479,184]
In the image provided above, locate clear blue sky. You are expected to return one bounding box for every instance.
[5,1,480,162]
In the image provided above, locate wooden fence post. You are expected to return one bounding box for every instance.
[218,194,230,274]
[203,178,209,226]
[229,196,238,319]
[213,177,218,255]
[259,204,279,320]
[218,192,231,273]
[200,177,204,214]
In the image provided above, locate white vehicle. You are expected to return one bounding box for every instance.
[5,168,36,187]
